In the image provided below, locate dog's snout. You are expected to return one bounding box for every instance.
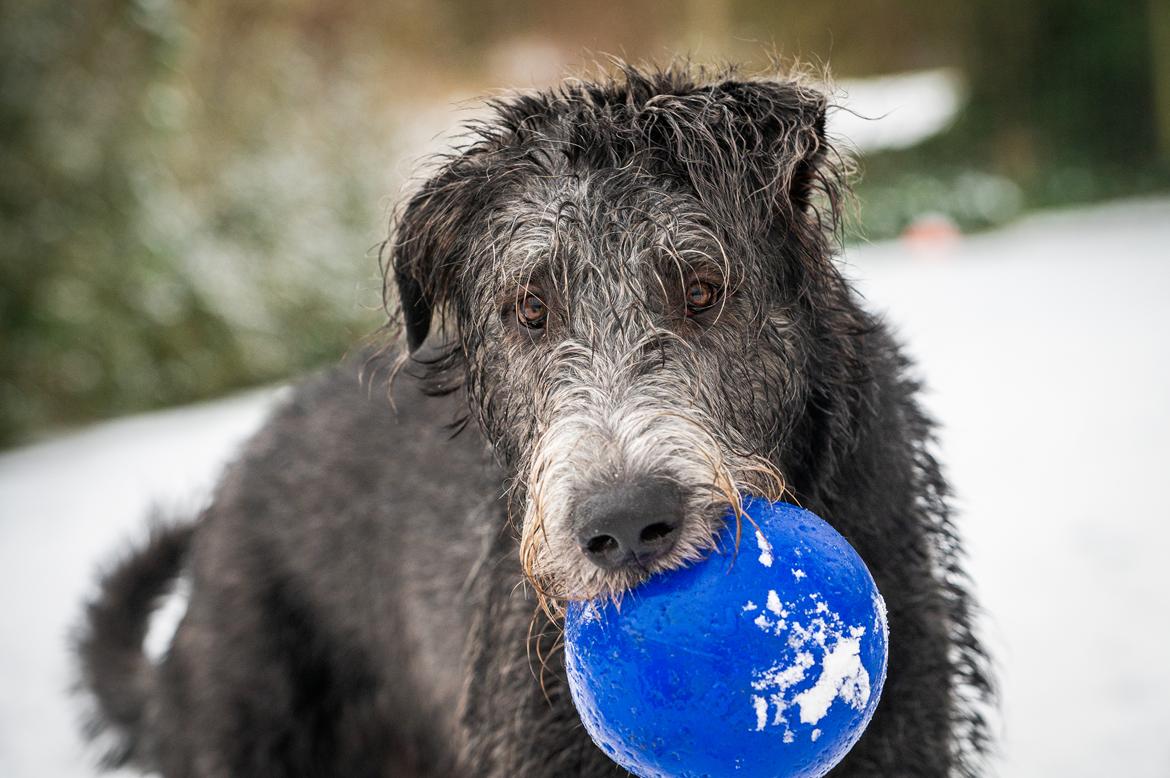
[574,479,684,569]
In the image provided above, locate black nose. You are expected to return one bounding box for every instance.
[574,479,685,569]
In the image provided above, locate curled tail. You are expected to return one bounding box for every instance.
[76,520,195,768]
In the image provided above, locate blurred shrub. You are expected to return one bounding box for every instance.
[0,0,390,447]
[853,0,1170,240]
[852,171,1024,240]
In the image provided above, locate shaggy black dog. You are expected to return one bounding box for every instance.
[78,65,992,777]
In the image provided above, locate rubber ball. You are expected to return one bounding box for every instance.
[564,498,888,778]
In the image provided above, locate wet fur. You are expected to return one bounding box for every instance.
[77,64,993,776]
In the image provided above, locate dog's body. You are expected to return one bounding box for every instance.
[78,67,991,777]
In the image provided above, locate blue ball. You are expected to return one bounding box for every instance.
[564,498,888,778]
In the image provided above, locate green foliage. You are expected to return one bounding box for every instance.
[850,0,1170,241]
[0,0,386,447]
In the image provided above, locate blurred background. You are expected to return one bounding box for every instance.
[2,1,1169,776]
[2,0,1168,445]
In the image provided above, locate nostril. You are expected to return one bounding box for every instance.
[638,522,676,545]
[585,534,620,557]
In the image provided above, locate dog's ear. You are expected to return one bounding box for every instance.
[395,271,432,353]
[715,78,830,211]
[785,93,830,209]
[642,77,835,233]
[390,155,494,353]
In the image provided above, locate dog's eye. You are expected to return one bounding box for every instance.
[516,293,547,329]
[685,280,720,315]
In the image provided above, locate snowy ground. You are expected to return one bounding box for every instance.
[2,198,1168,777]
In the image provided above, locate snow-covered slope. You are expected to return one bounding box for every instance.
[844,199,1170,777]
[0,389,282,777]
[1,199,1168,776]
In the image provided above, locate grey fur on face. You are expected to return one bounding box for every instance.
[498,188,793,601]
[391,69,839,604]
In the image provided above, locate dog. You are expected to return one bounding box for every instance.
[77,65,993,776]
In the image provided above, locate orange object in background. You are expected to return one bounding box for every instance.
[900,213,961,258]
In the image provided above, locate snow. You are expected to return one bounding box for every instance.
[751,650,816,732]
[753,694,770,732]
[0,388,282,778]
[754,526,774,567]
[766,590,786,618]
[842,197,1170,777]
[749,580,873,737]
[831,68,963,152]
[2,198,1170,775]
[792,628,869,726]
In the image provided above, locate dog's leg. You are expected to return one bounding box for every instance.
[148,548,436,778]
[455,530,624,778]
[810,393,990,777]
[827,579,958,777]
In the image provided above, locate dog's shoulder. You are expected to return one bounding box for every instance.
[202,348,502,537]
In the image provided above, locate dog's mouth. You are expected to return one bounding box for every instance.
[521,489,761,606]
[515,395,789,606]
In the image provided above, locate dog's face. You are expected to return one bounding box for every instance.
[391,68,858,601]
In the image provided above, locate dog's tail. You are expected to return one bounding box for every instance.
[76,520,196,768]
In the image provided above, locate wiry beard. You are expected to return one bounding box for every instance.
[516,372,788,611]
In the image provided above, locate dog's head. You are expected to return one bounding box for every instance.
[388,65,868,602]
